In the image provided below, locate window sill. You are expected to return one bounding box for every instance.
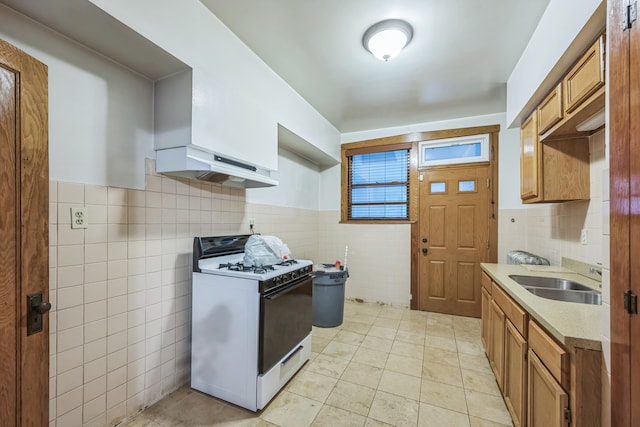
[339,219,416,225]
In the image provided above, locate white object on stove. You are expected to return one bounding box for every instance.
[243,234,291,266]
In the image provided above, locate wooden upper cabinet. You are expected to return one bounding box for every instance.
[520,112,540,201]
[537,84,563,135]
[564,35,605,114]
[520,110,590,204]
[522,33,606,177]
[539,34,606,141]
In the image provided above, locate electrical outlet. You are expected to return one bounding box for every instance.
[580,228,588,245]
[70,207,88,229]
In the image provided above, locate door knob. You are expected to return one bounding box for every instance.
[422,248,428,254]
[27,292,51,335]
[33,301,52,314]
[422,238,428,243]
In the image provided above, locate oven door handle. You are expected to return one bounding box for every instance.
[264,275,314,300]
[281,344,304,366]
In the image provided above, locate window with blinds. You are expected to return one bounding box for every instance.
[346,145,411,220]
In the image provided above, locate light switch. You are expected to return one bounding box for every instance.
[580,228,588,245]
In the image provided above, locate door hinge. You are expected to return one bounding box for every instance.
[625,1,637,30]
[624,290,638,314]
[564,407,572,424]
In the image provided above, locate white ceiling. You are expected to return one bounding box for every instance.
[200,0,551,133]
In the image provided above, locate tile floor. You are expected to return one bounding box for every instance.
[118,301,513,427]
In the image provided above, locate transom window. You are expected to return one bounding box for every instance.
[419,134,490,167]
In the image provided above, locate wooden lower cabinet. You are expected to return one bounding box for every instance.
[504,320,527,427]
[481,275,601,427]
[528,349,569,427]
[488,299,506,390]
[481,286,491,351]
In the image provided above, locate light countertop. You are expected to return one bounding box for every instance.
[480,263,602,351]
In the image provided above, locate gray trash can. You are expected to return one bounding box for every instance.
[312,266,349,328]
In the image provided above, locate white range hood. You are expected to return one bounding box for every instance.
[156,145,278,189]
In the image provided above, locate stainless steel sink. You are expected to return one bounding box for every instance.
[522,287,602,305]
[508,275,593,291]
[508,275,602,305]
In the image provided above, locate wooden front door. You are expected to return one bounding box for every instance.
[0,38,50,426]
[610,0,640,425]
[418,165,491,317]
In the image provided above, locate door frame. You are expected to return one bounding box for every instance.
[410,125,499,310]
[0,38,50,426]
[609,0,638,425]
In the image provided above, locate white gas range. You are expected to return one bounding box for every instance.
[190,235,313,411]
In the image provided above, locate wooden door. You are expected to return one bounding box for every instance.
[489,299,505,390]
[527,350,569,427]
[418,165,490,317]
[504,320,527,427]
[610,0,640,426]
[0,38,49,426]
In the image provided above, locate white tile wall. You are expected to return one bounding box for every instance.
[48,159,320,426]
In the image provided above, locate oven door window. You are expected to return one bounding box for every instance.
[259,276,312,374]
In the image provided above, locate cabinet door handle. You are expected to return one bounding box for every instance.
[422,248,428,254]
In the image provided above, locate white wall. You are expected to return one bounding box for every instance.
[506,0,605,128]
[0,4,154,190]
[87,0,341,172]
[246,148,320,210]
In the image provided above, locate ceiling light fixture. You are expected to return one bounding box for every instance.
[362,19,413,62]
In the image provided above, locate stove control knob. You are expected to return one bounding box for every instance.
[291,271,298,279]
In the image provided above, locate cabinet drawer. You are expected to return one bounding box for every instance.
[492,283,527,337]
[537,83,563,135]
[528,320,570,390]
[563,35,604,113]
[481,271,492,293]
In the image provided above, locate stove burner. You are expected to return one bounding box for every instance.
[277,259,298,267]
[254,265,275,274]
[218,262,248,271]
[218,262,277,274]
